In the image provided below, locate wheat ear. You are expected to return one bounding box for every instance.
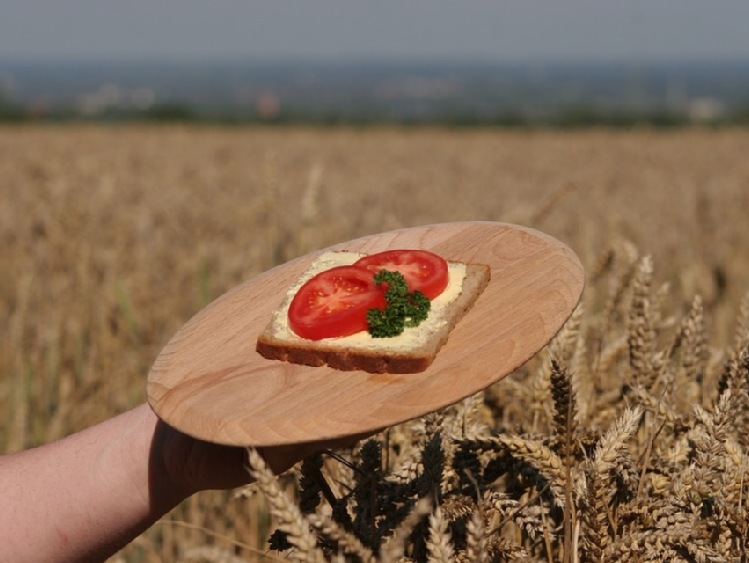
[493,435,567,507]
[245,448,324,563]
[464,509,488,563]
[379,497,432,563]
[581,407,643,562]
[426,507,455,563]
[628,255,656,388]
[733,289,749,354]
[307,513,377,563]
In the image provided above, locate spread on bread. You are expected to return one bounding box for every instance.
[256,249,491,374]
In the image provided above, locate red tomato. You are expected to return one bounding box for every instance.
[288,265,387,340]
[354,249,449,300]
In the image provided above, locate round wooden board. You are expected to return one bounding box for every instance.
[147,222,584,446]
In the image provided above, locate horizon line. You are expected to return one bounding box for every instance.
[3,55,749,67]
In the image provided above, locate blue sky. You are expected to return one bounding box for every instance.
[1,1,748,63]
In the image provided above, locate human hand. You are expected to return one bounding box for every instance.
[146,406,371,501]
[0,403,369,563]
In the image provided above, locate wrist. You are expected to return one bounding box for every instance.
[114,405,191,515]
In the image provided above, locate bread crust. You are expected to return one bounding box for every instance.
[256,259,491,374]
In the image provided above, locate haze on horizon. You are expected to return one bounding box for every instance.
[1,1,748,64]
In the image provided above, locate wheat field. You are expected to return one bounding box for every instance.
[3,125,749,561]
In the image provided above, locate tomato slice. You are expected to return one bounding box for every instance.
[288,265,387,340]
[354,249,449,300]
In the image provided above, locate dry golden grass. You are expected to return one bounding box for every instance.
[2,125,749,561]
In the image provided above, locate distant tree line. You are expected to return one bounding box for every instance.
[2,94,749,128]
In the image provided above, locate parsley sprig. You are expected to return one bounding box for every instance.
[367,270,431,338]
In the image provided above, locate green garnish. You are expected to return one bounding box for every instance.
[367,270,431,338]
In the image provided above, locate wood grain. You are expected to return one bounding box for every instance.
[147,222,584,446]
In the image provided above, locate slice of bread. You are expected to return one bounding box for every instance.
[256,251,491,374]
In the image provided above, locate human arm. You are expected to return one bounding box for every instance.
[0,403,358,562]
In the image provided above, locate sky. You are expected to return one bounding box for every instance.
[1,1,748,63]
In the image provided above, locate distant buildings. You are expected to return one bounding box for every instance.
[255,93,281,120]
[0,61,746,124]
[686,97,726,122]
[76,84,156,116]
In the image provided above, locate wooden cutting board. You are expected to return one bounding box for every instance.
[147,222,584,446]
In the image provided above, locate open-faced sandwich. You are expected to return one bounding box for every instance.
[256,249,491,373]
